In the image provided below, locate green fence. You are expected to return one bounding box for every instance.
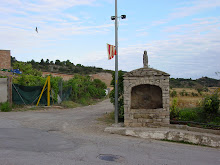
[12,84,48,105]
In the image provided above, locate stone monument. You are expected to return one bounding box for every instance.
[123,51,170,127]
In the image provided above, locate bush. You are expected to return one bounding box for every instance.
[191,92,198,97]
[65,75,106,104]
[0,102,12,112]
[170,90,177,97]
[178,108,199,121]
[170,98,180,119]
[79,98,88,105]
[202,93,220,116]
[110,71,124,120]
[179,89,188,96]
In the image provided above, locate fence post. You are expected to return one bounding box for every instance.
[7,76,12,105]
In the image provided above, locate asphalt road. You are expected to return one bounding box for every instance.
[0,99,219,165]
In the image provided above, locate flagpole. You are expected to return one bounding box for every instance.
[115,0,119,124]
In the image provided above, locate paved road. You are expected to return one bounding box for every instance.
[0,99,219,165]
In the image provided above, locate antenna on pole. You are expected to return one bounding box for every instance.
[111,0,126,124]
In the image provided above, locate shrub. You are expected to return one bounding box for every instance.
[110,71,124,120]
[170,90,177,97]
[202,93,220,116]
[65,75,106,104]
[179,89,188,96]
[170,98,180,119]
[79,98,88,105]
[179,90,185,96]
[178,108,199,121]
[0,102,12,112]
[196,88,203,96]
[191,92,198,97]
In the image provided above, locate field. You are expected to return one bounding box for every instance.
[170,87,219,108]
[42,72,113,87]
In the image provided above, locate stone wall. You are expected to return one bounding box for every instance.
[124,75,170,127]
[0,50,11,76]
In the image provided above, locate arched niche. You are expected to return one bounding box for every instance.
[131,84,162,109]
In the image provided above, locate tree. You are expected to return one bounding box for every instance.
[66,60,73,67]
[110,71,124,120]
[12,61,42,76]
[11,56,17,65]
[55,60,61,65]
[46,59,50,65]
[40,59,45,65]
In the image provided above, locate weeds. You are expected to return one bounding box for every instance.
[61,101,81,108]
[97,111,115,125]
[0,102,12,112]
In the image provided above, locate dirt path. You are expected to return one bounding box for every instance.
[0,99,114,135]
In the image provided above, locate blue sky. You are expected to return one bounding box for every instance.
[1,0,220,79]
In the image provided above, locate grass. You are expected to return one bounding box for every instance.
[3,96,108,112]
[170,88,220,128]
[97,111,115,125]
[61,101,81,108]
[169,87,219,108]
[178,107,201,122]
[0,102,12,112]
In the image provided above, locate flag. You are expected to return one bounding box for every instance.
[107,43,116,60]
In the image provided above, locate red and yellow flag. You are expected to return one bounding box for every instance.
[107,43,116,60]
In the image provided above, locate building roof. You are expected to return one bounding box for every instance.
[124,67,170,77]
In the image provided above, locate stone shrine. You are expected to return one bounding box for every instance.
[123,51,170,127]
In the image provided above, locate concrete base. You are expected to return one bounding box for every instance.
[104,125,220,148]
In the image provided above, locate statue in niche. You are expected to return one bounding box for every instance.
[143,50,148,68]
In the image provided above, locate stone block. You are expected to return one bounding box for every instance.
[131,123,143,127]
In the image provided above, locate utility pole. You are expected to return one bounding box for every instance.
[111,0,126,124]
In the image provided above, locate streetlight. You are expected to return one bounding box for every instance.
[111,0,126,124]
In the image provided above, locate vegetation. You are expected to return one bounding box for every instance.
[202,92,220,119]
[170,98,179,119]
[170,77,220,88]
[61,101,81,108]
[109,71,124,120]
[64,75,107,105]
[0,102,12,112]
[170,90,177,97]
[170,91,220,126]
[97,111,115,125]
[11,59,107,106]
[11,56,112,75]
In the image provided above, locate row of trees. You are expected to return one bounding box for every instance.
[11,56,112,75]
[12,61,107,105]
[170,77,220,88]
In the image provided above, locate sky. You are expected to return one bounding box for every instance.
[0,0,220,79]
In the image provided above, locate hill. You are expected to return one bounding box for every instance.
[21,58,113,75]
[11,56,220,88]
[170,77,220,88]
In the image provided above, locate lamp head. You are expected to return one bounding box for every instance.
[111,16,115,20]
[121,15,126,19]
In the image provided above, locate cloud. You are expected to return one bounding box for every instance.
[98,17,220,79]
[152,0,220,26]
[0,0,114,50]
